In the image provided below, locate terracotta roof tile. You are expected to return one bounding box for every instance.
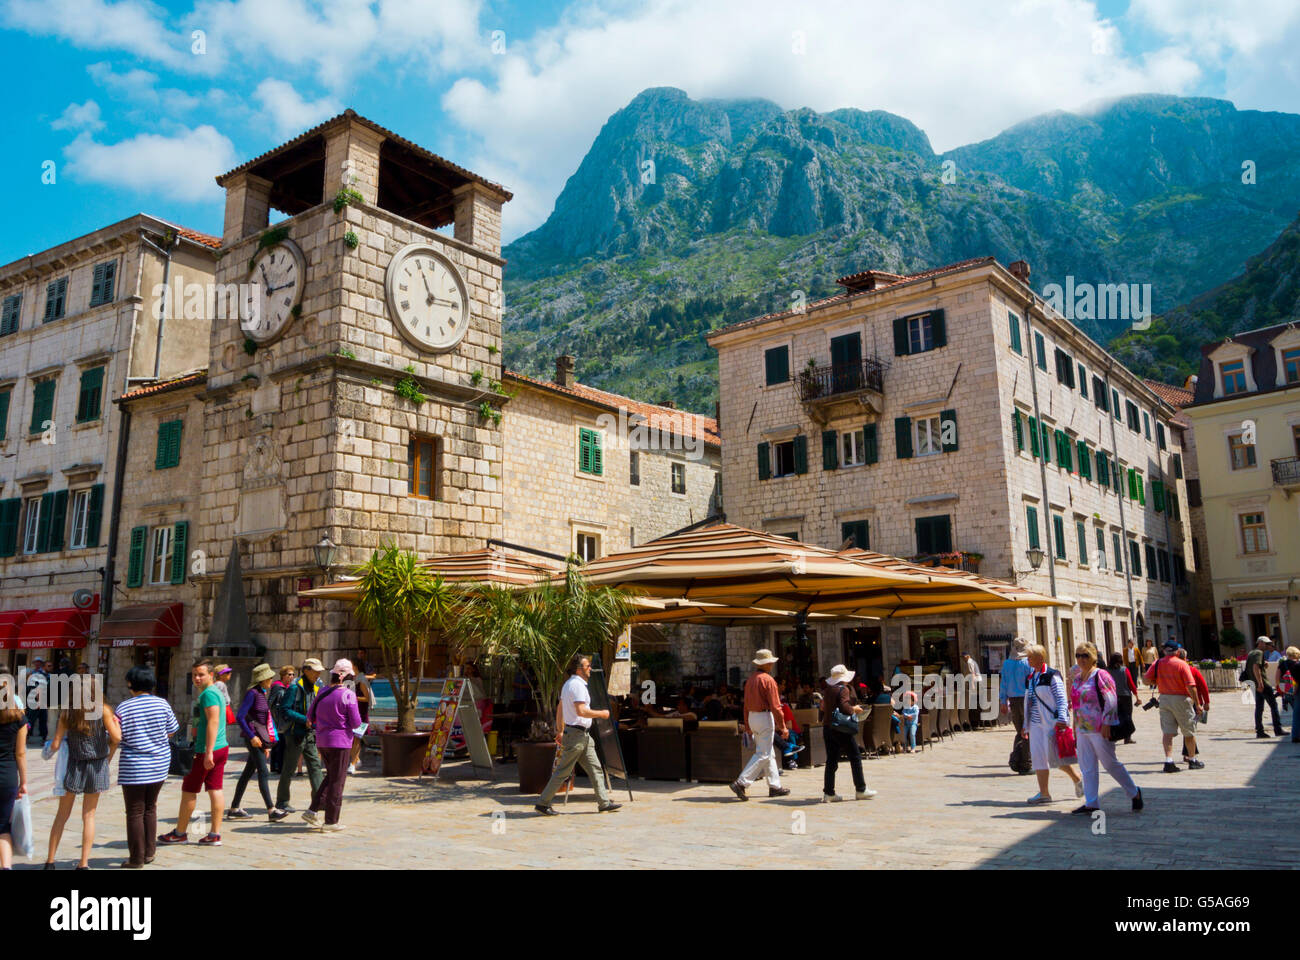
[1143,379,1195,427]
[118,371,207,402]
[504,369,720,447]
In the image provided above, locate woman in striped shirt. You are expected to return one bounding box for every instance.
[115,666,178,868]
[1020,643,1082,805]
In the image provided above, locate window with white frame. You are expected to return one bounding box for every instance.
[149,525,174,584]
[907,315,933,354]
[915,416,942,457]
[1228,432,1257,470]
[1240,513,1269,554]
[575,531,601,563]
[841,428,866,466]
[671,461,686,495]
[69,489,92,549]
[21,496,41,554]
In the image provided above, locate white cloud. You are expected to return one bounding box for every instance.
[443,0,1213,240]
[86,62,203,112]
[63,125,238,203]
[252,79,341,138]
[51,100,104,132]
[2,0,192,67]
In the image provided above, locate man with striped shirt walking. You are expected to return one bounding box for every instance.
[114,666,178,868]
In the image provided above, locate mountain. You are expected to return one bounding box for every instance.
[1111,212,1300,384]
[502,88,1300,413]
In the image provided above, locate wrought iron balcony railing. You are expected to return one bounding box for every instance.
[1272,456,1300,486]
[797,356,888,402]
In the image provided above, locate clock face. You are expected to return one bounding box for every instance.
[243,240,305,343]
[384,243,469,353]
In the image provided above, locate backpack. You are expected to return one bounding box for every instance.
[268,682,290,730]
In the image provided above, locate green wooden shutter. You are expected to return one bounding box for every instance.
[0,498,19,557]
[76,366,104,423]
[1040,423,1051,464]
[1053,515,1066,559]
[764,346,788,385]
[591,431,603,476]
[1028,416,1039,457]
[30,380,55,434]
[1152,480,1166,512]
[156,421,183,470]
[35,492,54,553]
[85,483,104,548]
[930,310,947,348]
[757,442,770,481]
[1129,541,1141,577]
[1009,313,1022,354]
[863,423,878,464]
[0,390,8,442]
[894,417,913,459]
[1156,422,1166,450]
[170,521,189,584]
[793,434,808,475]
[1012,410,1023,451]
[1138,475,1146,506]
[1026,505,1040,550]
[822,430,838,471]
[47,489,68,552]
[1173,454,1183,479]
[1077,440,1091,480]
[1076,520,1087,564]
[893,318,909,356]
[1096,451,1108,489]
[126,526,148,588]
[940,409,958,452]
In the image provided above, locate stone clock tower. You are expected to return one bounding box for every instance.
[195,110,510,667]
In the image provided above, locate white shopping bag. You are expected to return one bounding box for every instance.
[10,794,33,860]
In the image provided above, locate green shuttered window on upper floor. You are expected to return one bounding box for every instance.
[30,380,55,435]
[156,419,183,470]
[76,366,105,423]
[578,427,603,476]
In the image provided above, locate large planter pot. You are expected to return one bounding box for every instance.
[380,730,431,777]
[516,739,558,794]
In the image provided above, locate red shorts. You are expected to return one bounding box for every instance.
[181,747,229,793]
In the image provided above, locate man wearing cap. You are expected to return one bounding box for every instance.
[728,649,790,800]
[272,657,325,819]
[1246,636,1285,739]
[1000,638,1033,773]
[1144,640,1204,772]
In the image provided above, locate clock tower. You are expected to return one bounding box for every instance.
[196,110,511,667]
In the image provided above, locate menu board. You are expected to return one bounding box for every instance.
[421,678,466,777]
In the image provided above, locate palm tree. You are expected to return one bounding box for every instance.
[451,558,636,740]
[352,543,457,734]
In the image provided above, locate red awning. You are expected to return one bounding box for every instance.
[0,610,38,650]
[98,603,184,648]
[14,608,92,650]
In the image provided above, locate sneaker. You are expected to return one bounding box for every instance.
[1187,757,1205,770]
[791,744,806,754]
[198,833,222,846]
[533,804,557,816]
[855,788,878,800]
[821,794,841,803]
[1074,780,1084,798]
[279,804,296,813]
[225,808,251,820]
[767,786,791,798]
[597,802,623,813]
[301,809,321,827]
[158,830,188,845]
[268,808,290,822]
[728,780,748,801]
[323,823,346,832]
[1026,793,1053,804]
[1071,805,1099,815]
[347,764,356,774]
[1162,761,1181,773]
[1131,788,1144,811]
[1256,730,1271,738]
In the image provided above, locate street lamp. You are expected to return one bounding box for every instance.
[1025,547,1045,571]
[313,536,337,583]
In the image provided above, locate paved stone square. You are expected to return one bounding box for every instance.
[13,695,1297,869]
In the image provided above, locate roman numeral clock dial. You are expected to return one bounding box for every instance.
[242,239,306,344]
[384,243,469,353]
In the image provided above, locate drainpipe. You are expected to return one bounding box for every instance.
[101,405,132,617]
[1104,361,1139,645]
[1021,299,1062,667]
[140,230,180,379]
[1157,449,1182,647]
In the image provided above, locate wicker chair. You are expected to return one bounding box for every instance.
[867,706,899,756]
[917,711,934,751]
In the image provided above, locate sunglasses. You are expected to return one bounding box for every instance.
[1075,653,1091,659]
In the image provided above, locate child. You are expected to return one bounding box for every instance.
[901,691,920,753]
[774,696,804,769]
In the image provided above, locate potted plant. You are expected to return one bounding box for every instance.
[353,543,457,776]
[1219,625,1247,659]
[452,559,636,793]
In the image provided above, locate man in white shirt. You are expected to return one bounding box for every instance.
[534,654,622,816]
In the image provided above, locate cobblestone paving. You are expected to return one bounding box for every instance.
[13,696,1298,869]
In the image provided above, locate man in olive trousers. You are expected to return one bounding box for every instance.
[271,658,326,820]
[534,654,621,816]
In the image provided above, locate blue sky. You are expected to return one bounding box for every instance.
[2,0,1298,265]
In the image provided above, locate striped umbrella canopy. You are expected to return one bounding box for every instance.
[298,546,563,601]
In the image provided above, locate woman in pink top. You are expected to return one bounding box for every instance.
[1069,642,1141,816]
[303,659,363,830]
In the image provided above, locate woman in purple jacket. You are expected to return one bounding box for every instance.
[303,659,363,831]
[227,664,282,821]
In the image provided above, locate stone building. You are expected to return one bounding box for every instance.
[1184,322,1300,651]
[0,215,217,675]
[707,257,1194,681]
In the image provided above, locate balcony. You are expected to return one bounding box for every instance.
[1272,456,1300,495]
[797,356,889,423]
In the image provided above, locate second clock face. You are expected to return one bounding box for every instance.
[243,240,305,343]
[385,244,469,352]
